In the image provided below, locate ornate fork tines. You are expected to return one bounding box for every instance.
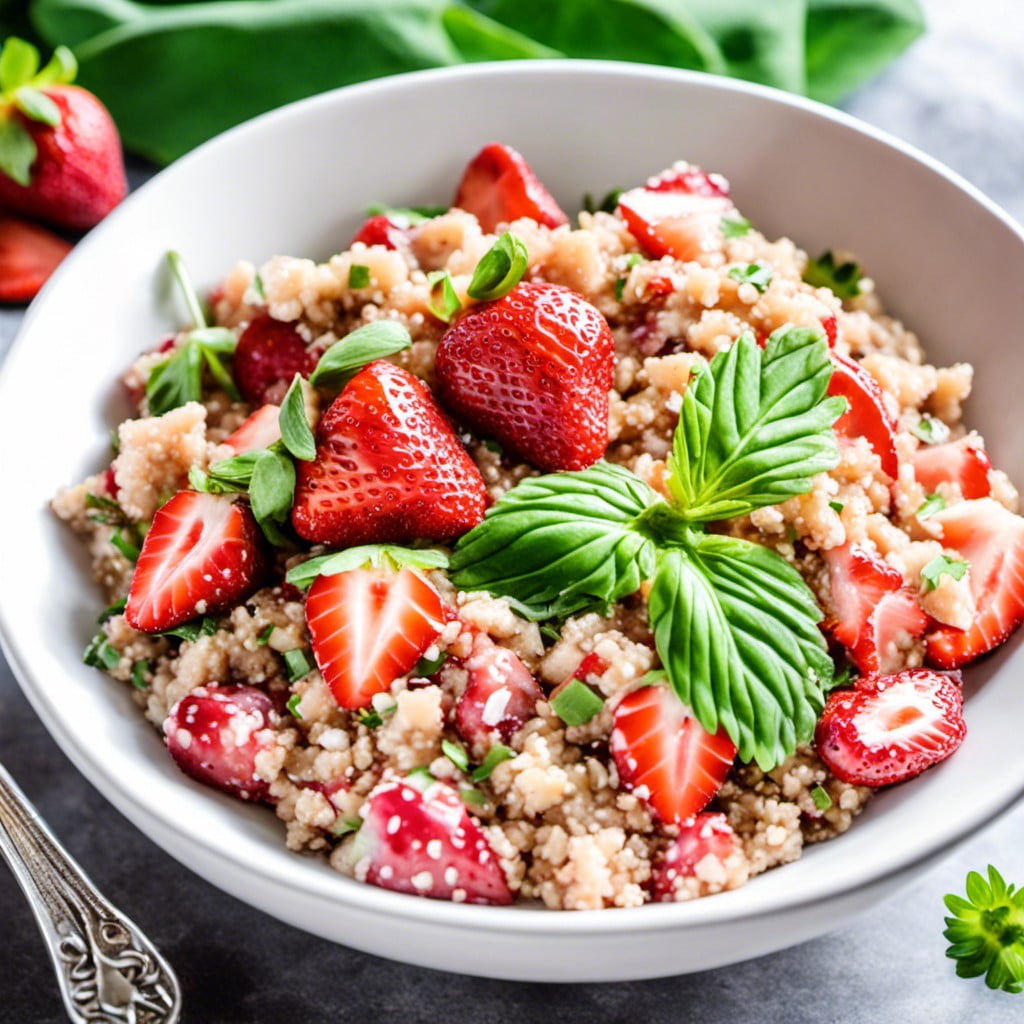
[0,762,181,1023]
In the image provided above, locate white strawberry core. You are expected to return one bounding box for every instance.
[853,681,942,749]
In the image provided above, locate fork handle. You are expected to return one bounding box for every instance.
[0,761,181,1023]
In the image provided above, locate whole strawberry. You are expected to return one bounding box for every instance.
[0,38,126,230]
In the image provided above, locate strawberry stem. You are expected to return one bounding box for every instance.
[166,250,207,329]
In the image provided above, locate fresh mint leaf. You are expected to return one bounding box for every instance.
[309,320,412,390]
[467,231,529,301]
[286,544,448,590]
[83,630,120,671]
[450,461,661,620]
[922,554,969,591]
[727,261,773,292]
[146,328,239,415]
[649,533,832,770]
[279,374,316,461]
[426,270,461,323]
[804,251,863,299]
[665,328,844,522]
[249,447,295,546]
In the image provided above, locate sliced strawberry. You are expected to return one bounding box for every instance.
[220,403,281,454]
[815,669,966,786]
[233,313,317,406]
[349,214,409,251]
[823,543,929,675]
[610,684,736,825]
[435,282,614,472]
[0,213,72,302]
[650,813,742,902]
[454,633,543,755]
[828,352,899,480]
[163,685,278,802]
[617,162,734,262]
[925,499,1024,668]
[820,313,838,347]
[125,491,264,633]
[344,775,512,904]
[305,566,446,710]
[913,437,992,500]
[453,142,567,233]
[292,360,488,546]
[548,651,610,703]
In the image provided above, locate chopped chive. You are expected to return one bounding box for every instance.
[426,270,461,323]
[614,277,627,302]
[921,554,969,591]
[727,262,773,293]
[786,523,799,545]
[459,785,486,806]
[130,659,150,690]
[828,501,845,514]
[811,785,832,812]
[286,693,303,719]
[251,272,266,301]
[331,816,362,837]
[109,428,120,453]
[471,744,514,782]
[917,493,947,520]
[406,765,434,783]
[110,527,140,562]
[441,738,469,773]
[414,651,447,676]
[283,648,312,682]
[98,597,127,623]
[83,631,121,671]
[257,624,275,646]
[623,252,644,270]
[721,214,753,239]
[348,264,371,289]
[85,492,124,525]
[550,678,604,727]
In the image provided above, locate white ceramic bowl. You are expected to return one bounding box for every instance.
[1,62,1022,982]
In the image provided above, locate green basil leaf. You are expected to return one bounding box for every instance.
[309,320,411,390]
[0,37,38,91]
[13,85,60,126]
[146,341,204,416]
[467,231,529,301]
[450,461,661,620]
[803,250,863,299]
[426,270,461,324]
[83,629,121,671]
[286,544,449,589]
[921,554,969,591]
[249,448,296,545]
[665,329,844,522]
[130,658,150,690]
[0,112,37,186]
[279,374,316,461]
[649,534,832,771]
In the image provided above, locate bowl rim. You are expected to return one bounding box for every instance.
[3,57,1024,939]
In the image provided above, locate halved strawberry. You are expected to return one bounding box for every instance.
[233,313,316,406]
[349,214,409,251]
[828,352,899,480]
[344,775,513,904]
[617,162,734,262]
[0,213,72,303]
[220,403,281,454]
[820,313,838,347]
[163,685,278,802]
[453,142,567,233]
[823,543,929,675]
[125,491,264,633]
[453,632,543,756]
[650,812,743,902]
[435,282,615,472]
[610,684,736,825]
[815,668,966,786]
[913,437,992,500]
[305,566,446,710]
[291,360,488,546]
[925,499,1024,668]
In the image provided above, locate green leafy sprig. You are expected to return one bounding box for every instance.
[450,327,843,770]
[803,251,863,299]
[467,231,529,301]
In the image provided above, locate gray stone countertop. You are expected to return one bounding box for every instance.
[1,1,1022,1020]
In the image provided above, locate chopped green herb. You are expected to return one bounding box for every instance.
[109,428,121,454]
[414,651,447,676]
[365,203,446,225]
[309,320,412,391]
[331,816,362,837]
[550,678,604,727]
[130,659,150,690]
[913,415,948,445]
[944,865,1024,994]
[358,708,382,729]
[405,765,434,783]
[829,501,845,514]
[922,554,969,591]
[623,252,644,270]
[85,492,125,526]
[917,493,947,520]
[83,631,121,671]
[286,693,303,719]
[727,261,773,293]
[278,374,316,462]
[582,188,622,215]
[614,277,627,302]
[471,744,514,783]
[283,648,312,682]
[110,527,140,563]
[483,439,503,455]
[426,270,461,323]
[286,544,448,590]
[159,616,218,642]
[803,251,863,299]
[257,624,275,646]
[828,663,857,692]
[251,272,266,302]
[348,264,371,289]
[467,231,529,301]
[810,785,832,812]
[459,785,486,806]
[721,214,752,238]
[539,623,562,645]
[441,738,469,773]
[98,597,127,623]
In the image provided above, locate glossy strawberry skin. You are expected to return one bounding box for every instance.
[453,632,543,756]
[925,499,1024,668]
[349,214,408,251]
[163,685,278,802]
[125,491,265,633]
[0,213,71,302]
[610,684,736,825]
[233,313,317,406]
[828,352,899,480]
[913,437,992,500]
[453,142,567,233]
[650,813,742,902]
[815,669,965,787]
[0,86,126,230]
[305,566,446,710]
[291,360,488,547]
[346,776,513,905]
[435,282,615,472]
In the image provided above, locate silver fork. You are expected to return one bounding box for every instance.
[0,761,181,1023]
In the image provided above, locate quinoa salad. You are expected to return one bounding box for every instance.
[54,144,1024,910]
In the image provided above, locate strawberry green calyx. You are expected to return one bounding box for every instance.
[0,38,77,186]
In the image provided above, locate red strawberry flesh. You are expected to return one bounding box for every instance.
[220,403,281,454]
[913,438,992,500]
[233,313,316,406]
[0,213,72,303]
[651,812,742,902]
[828,352,899,480]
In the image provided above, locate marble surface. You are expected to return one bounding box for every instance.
[1,1,1022,1020]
